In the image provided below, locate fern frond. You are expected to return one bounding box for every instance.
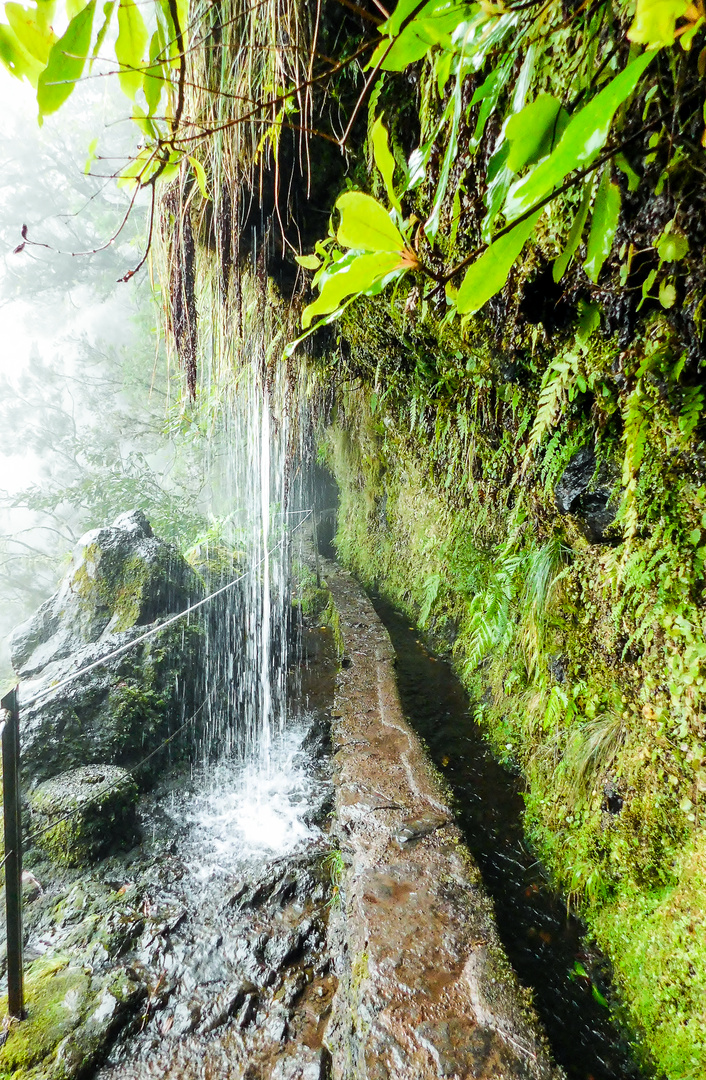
[522,354,579,471]
[678,386,704,441]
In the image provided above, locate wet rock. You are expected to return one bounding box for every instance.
[602,780,624,814]
[29,765,139,866]
[393,813,451,848]
[554,446,597,515]
[236,992,259,1029]
[0,957,144,1080]
[548,654,567,684]
[11,509,201,678]
[264,1004,289,1043]
[264,928,305,969]
[271,1045,331,1080]
[554,446,616,543]
[14,510,206,784]
[197,979,257,1034]
[168,1000,201,1036]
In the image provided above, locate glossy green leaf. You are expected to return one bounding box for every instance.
[553,175,594,283]
[628,0,689,49]
[577,299,601,342]
[659,280,677,308]
[115,0,148,99]
[37,1,96,118]
[5,2,56,64]
[301,250,404,328]
[505,52,653,223]
[132,103,157,139]
[505,94,568,173]
[336,192,405,252]
[143,26,165,114]
[370,1,474,72]
[371,117,401,214]
[66,0,91,17]
[0,22,43,82]
[426,76,462,237]
[468,57,512,152]
[90,0,115,72]
[32,0,54,34]
[656,227,689,261]
[614,152,640,192]
[188,154,210,200]
[295,254,321,270]
[454,211,541,315]
[584,168,621,283]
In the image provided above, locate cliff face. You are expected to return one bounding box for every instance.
[296,5,706,1077]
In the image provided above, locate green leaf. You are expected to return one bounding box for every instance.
[659,280,677,308]
[614,152,640,192]
[577,299,601,342]
[336,192,406,252]
[553,176,594,283]
[301,250,405,328]
[468,58,512,152]
[90,0,115,72]
[505,94,568,173]
[0,22,43,82]
[115,0,148,99]
[371,116,401,214]
[639,267,658,308]
[628,0,689,49]
[371,0,474,72]
[84,134,98,173]
[188,155,210,200]
[143,26,165,114]
[426,76,462,237]
[584,168,621,283]
[505,52,654,223]
[454,211,541,315]
[591,984,609,1008]
[656,227,689,261]
[295,254,321,270]
[37,1,96,118]
[5,2,56,64]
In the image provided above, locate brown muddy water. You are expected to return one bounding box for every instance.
[368,593,649,1080]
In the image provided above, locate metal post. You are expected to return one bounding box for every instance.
[1,687,23,1020]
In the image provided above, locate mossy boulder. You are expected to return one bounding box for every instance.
[18,617,204,785]
[11,511,206,784]
[0,954,144,1080]
[29,765,138,867]
[10,509,202,679]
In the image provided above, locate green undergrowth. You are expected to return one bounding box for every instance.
[292,560,345,658]
[324,366,706,1078]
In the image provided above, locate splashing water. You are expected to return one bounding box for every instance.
[166,721,321,886]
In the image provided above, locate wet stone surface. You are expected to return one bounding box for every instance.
[2,691,338,1079]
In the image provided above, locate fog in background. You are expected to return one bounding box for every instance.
[0,68,208,683]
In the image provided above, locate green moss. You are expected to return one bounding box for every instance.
[30,769,138,867]
[0,955,90,1078]
[324,375,706,1077]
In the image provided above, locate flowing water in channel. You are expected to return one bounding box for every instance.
[368,593,649,1080]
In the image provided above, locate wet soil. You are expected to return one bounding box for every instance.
[369,594,648,1080]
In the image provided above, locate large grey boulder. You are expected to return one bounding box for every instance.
[11,509,201,678]
[11,510,206,785]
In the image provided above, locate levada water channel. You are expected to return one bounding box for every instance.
[1,309,650,1080]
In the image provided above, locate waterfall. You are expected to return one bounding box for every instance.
[191,271,303,777]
